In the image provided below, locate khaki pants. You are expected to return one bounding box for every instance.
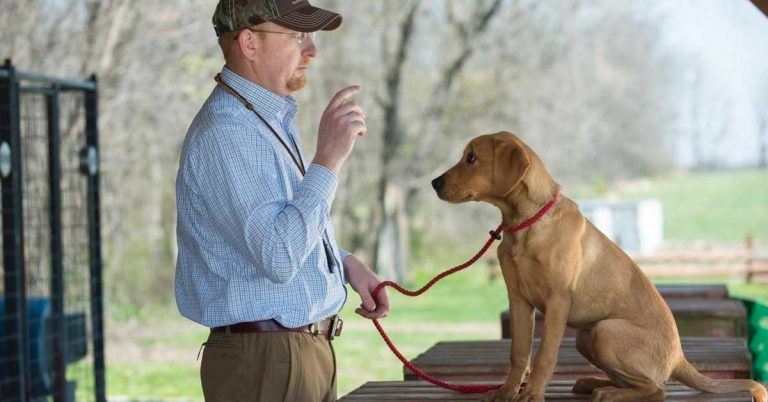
[200,330,337,402]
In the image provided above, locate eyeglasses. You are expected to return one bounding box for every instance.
[246,29,316,45]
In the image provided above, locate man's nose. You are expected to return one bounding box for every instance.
[302,39,317,58]
[431,176,445,192]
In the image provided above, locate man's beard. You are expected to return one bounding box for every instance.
[287,75,307,92]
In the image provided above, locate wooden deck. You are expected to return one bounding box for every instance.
[340,380,754,401]
[403,337,753,381]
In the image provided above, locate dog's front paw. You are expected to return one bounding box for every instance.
[512,390,544,402]
[591,386,622,402]
[481,384,519,401]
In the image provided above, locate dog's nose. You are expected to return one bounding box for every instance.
[431,176,445,192]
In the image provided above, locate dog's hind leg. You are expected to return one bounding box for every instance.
[590,381,665,402]
[589,363,665,401]
[587,320,671,402]
[572,329,616,394]
[589,364,666,402]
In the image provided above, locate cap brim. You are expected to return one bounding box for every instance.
[274,6,342,32]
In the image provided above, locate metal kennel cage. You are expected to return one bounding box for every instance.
[0,59,106,402]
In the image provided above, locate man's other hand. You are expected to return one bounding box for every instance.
[343,255,390,319]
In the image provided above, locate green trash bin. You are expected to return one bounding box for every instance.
[742,298,755,315]
[749,302,768,380]
[751,328,768,355]
[750,302,768,329]
[755,351,767,381]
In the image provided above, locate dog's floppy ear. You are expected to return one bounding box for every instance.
[493,137,530,196]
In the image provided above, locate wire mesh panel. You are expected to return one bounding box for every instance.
[1,60,105,402]
[19,90,56,400]
[59,90,96,401]
[21,92,51,298]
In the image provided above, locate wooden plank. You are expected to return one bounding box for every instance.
[747,257,768,283]
[501,297,747,338]
[653,284,729,299]
[665,299,748,337]
[403,337,752,382]
[340,380,753,401]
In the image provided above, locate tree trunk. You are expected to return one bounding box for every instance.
[371,2,419,282]
[373,182,409,282]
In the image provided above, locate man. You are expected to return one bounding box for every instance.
[174,1,390,400]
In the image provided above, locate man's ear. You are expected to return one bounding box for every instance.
[237,30,259,59]
[493,137,530,196]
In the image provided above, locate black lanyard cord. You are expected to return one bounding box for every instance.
[214,73,338,274]
[215,74,306,175]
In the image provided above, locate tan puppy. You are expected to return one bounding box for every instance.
[431,132,767,402]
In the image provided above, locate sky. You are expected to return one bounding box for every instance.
[654,0,768,168]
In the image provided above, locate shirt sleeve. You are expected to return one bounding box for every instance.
[188,120,337,284]
[339,249,351,263]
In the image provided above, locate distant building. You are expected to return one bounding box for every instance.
[577,199,663,256]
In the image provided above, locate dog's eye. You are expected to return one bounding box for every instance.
[466,152,477,164]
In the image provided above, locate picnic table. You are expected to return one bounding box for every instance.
[403,337,753,382]
[500,285,746,338]
[340,380,754,401]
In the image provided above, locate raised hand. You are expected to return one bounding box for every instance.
[313,85,367,175]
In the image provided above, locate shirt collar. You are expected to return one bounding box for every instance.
[219,66,298,123]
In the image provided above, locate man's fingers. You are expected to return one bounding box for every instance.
[354,287,389,319]
[341,110,365,124]
[355,307,387,319]
[348,118,366,136]
[342,114,366,130]
[328,85,361,110]
[374,291,390,316]
[359,291,376,311]
[377,289,390,310]
[337,101,365,119]
[336,112,366,138]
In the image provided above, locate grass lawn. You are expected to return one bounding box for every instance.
[70,361,202,401]
[612,169,768,243]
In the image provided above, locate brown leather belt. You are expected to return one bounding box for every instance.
[211,315,343,340]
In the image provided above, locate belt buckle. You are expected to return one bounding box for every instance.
[328,315,342,341]
[310,322,320,336]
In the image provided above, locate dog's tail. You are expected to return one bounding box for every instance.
[672,357,766,402]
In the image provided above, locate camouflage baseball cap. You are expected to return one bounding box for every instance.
[213,0,342,36]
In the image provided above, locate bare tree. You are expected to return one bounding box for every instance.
[365,0,505,282]
[370,0,421,282]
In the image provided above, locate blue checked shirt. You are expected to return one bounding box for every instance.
[175,67,348,328]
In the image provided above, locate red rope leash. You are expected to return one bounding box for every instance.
[369,191,560,393]
[371,225,503,393]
